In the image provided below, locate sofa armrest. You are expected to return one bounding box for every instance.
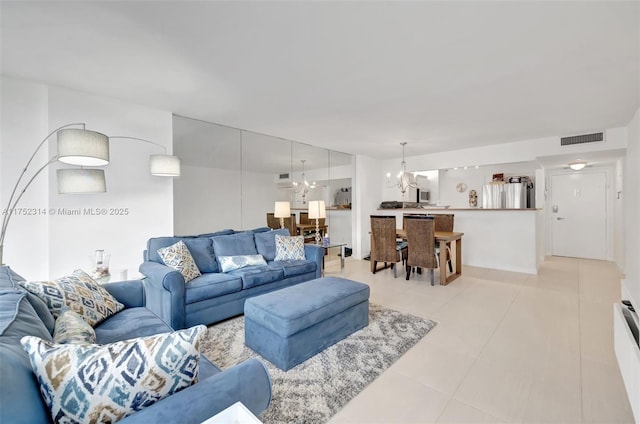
[304,244,324,278]
[139,261,186,330]
[102,280,144,308]
[120,358,272,424]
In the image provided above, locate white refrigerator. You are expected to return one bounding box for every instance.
[483,182,531,209]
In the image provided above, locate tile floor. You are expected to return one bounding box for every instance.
[320,256,635,424]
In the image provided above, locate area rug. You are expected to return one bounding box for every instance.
[200,304,437,424]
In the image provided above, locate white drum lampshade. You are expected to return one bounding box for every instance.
[308,200,326,220]
[274,201,291,219]
[150,154,181,176]
[56,169,106,194]
[57,129,110,166]
[274,201,290,229]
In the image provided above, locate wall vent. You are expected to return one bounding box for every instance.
[279,173,290,180]
[560,132,604,146]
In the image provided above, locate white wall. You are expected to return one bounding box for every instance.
[0,77,174,280]
[624,108,640,307]
[47,87,173,279]
[614,157,625,271]
[353,154,384,258]
[405,127,627,172]
[0,78,50,279]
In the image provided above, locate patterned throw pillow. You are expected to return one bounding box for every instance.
[218,254,267,273]
[157,240,202,283]
[274,234,306,261]
[21,325,206,423]
[18,269,124,327]
[53,307,96,345]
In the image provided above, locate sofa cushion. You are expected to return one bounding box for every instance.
[247,226,272,233]
[21,325,206,424]
[0,265,24,289]
[158,240,202,283]
[0,290,53,424]
[147,237,218,273]
[255,228,290,261]
[198,229,235,237]
[268,260,317,278]
[17,269,124,327]
[25,292,55,335]
[94,307,173,344]
[185,273,243,305]
[228,265,285,290]
[274,235,306,261]
[218,254,267,273]
[52,307,96,345]
[211,232,258,259]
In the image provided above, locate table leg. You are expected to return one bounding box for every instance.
[439,239,447,285]
[456,238,462,276]
[340,245,345,275]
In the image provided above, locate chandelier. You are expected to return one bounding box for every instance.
[395,142,418,195]
[292,159,317,204]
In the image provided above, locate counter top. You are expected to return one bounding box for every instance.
[378,207,540,211]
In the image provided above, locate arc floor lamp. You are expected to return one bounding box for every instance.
[0,124,180,265]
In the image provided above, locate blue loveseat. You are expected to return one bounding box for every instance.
[0,266,272,424]
[140,228,324,329]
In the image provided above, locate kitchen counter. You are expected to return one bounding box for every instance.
[374,208,543,274]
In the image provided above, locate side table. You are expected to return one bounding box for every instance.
[200,402,262,424]
[321,243,347,276]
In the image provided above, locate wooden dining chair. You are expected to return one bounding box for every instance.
[370,215,407,278]
[266,213,280,230]
[404,215,438,285]
[402,212,428,229]
[299,212,311,225]
[431,214,455,273]
[266,212,297,236]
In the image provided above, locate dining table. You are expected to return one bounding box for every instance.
[396,229,464,285]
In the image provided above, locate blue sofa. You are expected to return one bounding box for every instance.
[140,228,324,329]
[0,266,272,424]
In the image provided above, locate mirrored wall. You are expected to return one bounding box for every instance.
[172,115,354,246]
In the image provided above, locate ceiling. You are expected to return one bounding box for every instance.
[1,1,638,160]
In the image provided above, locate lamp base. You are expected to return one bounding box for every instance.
[279,217,285,229]
[315,219,322,245]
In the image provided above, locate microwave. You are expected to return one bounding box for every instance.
[417,189,430,202]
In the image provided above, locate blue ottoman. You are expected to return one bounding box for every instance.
[244,277,370,370]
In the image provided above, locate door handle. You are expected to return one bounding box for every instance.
[556,217,565,220]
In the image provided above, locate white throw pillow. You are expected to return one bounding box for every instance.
[218,254,267,272]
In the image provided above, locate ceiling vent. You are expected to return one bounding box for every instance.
[279,173,290,180]
[560,132,604,146]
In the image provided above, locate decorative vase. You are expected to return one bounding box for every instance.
[90,250,110,282]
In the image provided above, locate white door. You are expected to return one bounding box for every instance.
[551,171,607,260]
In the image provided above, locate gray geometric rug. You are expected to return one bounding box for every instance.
[200,304,437,424]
